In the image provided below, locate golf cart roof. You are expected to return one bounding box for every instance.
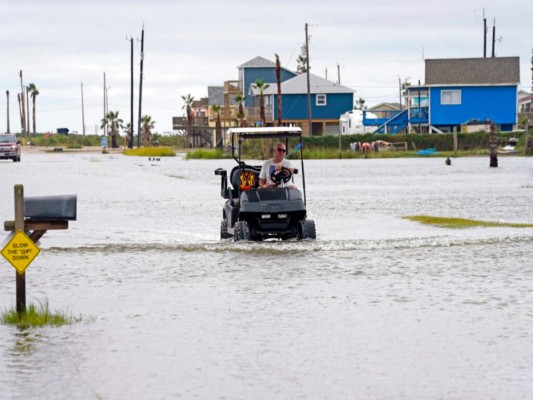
[228,127,302,139]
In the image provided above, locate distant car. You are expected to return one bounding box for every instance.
[0,134,21,162]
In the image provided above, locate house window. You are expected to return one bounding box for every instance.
[441,90,461,105]
[316,94,327,106]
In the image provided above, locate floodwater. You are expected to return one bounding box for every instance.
[0,152,532,400]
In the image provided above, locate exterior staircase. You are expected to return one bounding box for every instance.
[373,109,408,134]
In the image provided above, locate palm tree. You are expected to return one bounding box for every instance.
[401,77,411,91]
[211,105,222,147]
[252,78,270,127]
[235,93,246,127]
[297,54,308,74]
[100,111,123,148]
[28,83,39,135]
[275,54,283,126]
[181,94,194,147]
[19,70,26,135]
[141,115,155,147]
[123,122,132,148]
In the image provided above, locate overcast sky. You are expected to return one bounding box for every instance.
[1,0,531,135]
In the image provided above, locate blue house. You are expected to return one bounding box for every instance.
[370,57,520,133]
[261,73,355,135]
[238,56,296,108]
[231,56,355,135]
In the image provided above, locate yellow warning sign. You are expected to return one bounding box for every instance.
[1,230,41,274]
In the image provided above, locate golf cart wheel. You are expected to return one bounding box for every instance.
[302,219,316,240]
[220,219,231,239]
[297,220,305,240]
[234,221,251,242]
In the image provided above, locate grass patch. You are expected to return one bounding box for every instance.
[186,148,225,159]
[1,300,82,328]
[404,215,533,229]
[124,147,176,157]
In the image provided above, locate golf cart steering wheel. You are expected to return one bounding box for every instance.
[270,167,292,185]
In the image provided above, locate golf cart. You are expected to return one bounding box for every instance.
[214,127,316,241]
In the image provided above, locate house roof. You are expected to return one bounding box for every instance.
[238,56,277,69]
[519,94,533,104]
[368,102,402,111]
[518,90,532,100]
[261,73,355,95]
[425,57,520,85]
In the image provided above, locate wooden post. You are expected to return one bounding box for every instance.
[489,121,498,167]
[525,120,529,155]
[14,184,25,314]
[338,131,342,159]
[453,126,458,155]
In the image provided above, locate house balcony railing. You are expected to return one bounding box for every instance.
[208,106,239,122]
[209,106,274,124]
[173,116,209,129]
[409,106,429,124]
[246,106,273,123]
[363,109,402,127]
[224,80,241,94]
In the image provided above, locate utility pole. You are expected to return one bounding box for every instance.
[399,77,402,108]
[129,36,134,149]
[19,70,25,135]
[17,94,23,134]
[305,23,312,136]
[81,83,86,136]
[6,90,10,133]
[137,24,145,148]
[103,72,107,136]
[337,62,341,84]
[26,86,30,137]
[483,10,487,58]
[491,18,496,57]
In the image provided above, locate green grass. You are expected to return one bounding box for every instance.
[124,147,176,157]
[186,148,226,159]
[404,215,533,229]
[1,300,82,328]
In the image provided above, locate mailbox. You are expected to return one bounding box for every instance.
[24,195,77,221]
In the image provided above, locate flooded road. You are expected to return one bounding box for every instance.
[1,153,532,399]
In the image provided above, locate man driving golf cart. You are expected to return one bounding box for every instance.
[214,127,315,241]
[259,141,296,189]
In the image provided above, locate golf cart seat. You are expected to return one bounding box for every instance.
[229,164,261,199]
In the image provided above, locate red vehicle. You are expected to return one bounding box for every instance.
[0,134,21,162]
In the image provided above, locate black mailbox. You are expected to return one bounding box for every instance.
[24,195,77,221]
